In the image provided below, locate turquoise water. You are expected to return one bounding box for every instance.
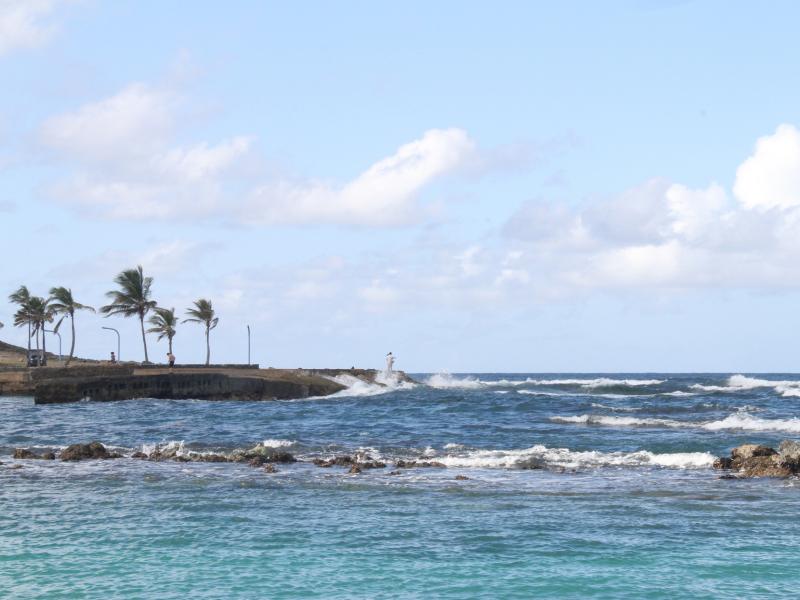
[3,373,800,598]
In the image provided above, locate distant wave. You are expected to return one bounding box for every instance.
[261,439,296,448]
[691,374,800,398]
[425,373,665,390]
[433,444,714,470]
[551,412,800,433]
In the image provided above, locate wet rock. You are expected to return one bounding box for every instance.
[231,444,296,464]
[738,455,793,478]
[714,442,799,478]
[263,464,278,473]
[359,460,386,469]
[731,444,776,461]
[60,442,119,461]
[712,457,733,470]
[348,465,362,474]
[779,440,800,464]
[10,464,23,469]
[131,451,148,459]
[196,454,229,463]
[313,455,354,468]
[455,475,469,480]
[13,448,57,460]
[395,460,446,469]
[388,470,401,475]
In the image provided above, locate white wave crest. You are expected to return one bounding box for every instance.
[324,373,415,398]
[552,412,800,434]
[425,373,484,389]
[261,439,296,448]
[550,414,684,427]
[525,377,665,387]
[434,444,713,470]
[700,414,800,433]
[691,374,800,397]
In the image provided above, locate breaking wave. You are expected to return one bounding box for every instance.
[432,444,714,470]
[425,374,666,390]
[551,412,800,433]
[321,373,416,398]
[691,374,800,397]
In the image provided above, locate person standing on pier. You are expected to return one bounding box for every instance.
[386,352,395,375]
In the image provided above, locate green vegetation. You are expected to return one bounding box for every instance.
[2,267,221,367]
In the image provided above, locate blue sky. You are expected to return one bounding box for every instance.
[2,0,800,372]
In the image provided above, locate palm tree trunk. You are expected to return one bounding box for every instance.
[205,327,210,366]
[42,325,47,367]
[168,335,173,355]
[67,315,76,367]
[140,314,149,363]
[27,321,31,354]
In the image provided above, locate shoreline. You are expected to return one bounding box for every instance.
[0,364,416,403]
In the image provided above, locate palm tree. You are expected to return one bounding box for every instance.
[25,296,53,365]
[100,266,157,363]
[49,287,95,367]
[183,299,218,366]
[9,286,32,356]
[147,307,178,356]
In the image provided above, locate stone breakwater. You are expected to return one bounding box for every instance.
[713,441,800,478]
[0,365,416,404]
[5,442,453,478]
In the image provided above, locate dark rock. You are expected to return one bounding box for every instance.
[348,465,362,474]
[60,442,116,461]
[196,454,228,463]
[131,452,147,459]
[313,455,354,468]
[738,455,793,478]
[388,470,401,475]
[779,440,800,465]
[731,444,777,461]
[359,460,386,469]
[455,475,469,480]
[41,452,56,460]
[263,464,277,473]
[395,460,446,469]
[232,444,296,464]
[712,457,733,470]
[13,449,36,459]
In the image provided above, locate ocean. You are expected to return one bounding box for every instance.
[3,373,800,598]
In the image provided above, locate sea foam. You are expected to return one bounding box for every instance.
[433,444,714,470]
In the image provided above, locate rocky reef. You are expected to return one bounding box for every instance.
[713,441,800,478]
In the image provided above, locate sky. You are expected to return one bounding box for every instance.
[2,0,800,372]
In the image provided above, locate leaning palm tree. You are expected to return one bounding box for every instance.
[9,285,32,356]
[147,307,178,356]
[49,287,95,367]
[183,299,218,366]
[100,266,157,363]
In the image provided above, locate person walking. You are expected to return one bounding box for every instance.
[167,352,176,369]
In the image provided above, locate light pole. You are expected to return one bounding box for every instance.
[44,329,62,361]
[102,326,121,361]
[247,325,251,366]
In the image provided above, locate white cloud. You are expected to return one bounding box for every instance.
[246,128,476,226]
[0,0,61,57]
[40,85,476,227]
[734,124,800,211]
[40,83,177,162]
[40,82,254,220]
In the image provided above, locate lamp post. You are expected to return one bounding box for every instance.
[102,326,121,361]
[247,325,251,366]
[44,329,62,361]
